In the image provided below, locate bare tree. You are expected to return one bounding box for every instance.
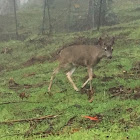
[102,0,107,25]
[13,0,18,39]
[87,0,95,29]
[42,0,47,34]
[46,0,52,35]
[41,0,53,35]
[67,0,72,31]
[97,0,103,31]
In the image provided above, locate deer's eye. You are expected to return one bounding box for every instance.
[105,48,107,51]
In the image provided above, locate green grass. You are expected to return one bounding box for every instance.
[0,1,140,140]
[0,30,140,140]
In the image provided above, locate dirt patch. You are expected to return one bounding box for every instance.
[131,61,140,72]
[133,87,140,100]
[122,61,140,79]
[116,61,140,79]
[23,56,49,67]
[109,86,140,100]
[109,85,133,99]
[129,61,140,78]
[101,76,114,82]
[8,78,46,91]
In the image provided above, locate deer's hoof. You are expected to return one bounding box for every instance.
[76,89,80,92]
[88,97,94,103]
[47,91,53,96]
[75,88,80,92]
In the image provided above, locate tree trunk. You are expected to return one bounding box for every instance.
[42,0,47,34]
[97,0,103,31]
[92,0,95,29]
[87,0,95,29]
[46,0,52,35]
[102,0,107,25]
[13,0,18,39]
[68,0,72,31]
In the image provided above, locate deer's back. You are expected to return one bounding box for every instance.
[59,45,100,66]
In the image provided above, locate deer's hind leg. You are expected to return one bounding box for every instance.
[48,66,60,93]
[87,67,94,102]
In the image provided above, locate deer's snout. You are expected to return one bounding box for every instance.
[108,56,112,59]
[106,54,112,59]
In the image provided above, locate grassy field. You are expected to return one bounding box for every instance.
[0,1,140,140]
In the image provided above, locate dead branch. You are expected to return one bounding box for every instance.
[0,101,41,105]
[0,133,24,139]
[0,114,60,125]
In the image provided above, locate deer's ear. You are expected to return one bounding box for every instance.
[111,37,115,45]
[98,37,102,41]
[98,37,103,45]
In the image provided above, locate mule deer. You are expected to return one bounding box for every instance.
[48,37,115,102]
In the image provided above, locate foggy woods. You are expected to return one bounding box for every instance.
[0,0,140,139]
[0,0,116,39]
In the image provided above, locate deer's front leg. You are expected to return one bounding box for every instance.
[66,67,79,92]
[88,67,94,102]
[82,67,94,102]
[81,67,93,89]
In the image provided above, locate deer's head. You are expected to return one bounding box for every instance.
[98,37,115,59]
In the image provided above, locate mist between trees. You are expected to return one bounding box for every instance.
[0,0,121,41]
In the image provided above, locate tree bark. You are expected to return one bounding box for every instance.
[97,0,103,31]
[46,0,52,35]
[13,0,18,39]
[88,0,95,29]
[42,0,47,34]
[68,0,72,31]
[102,0,107,25]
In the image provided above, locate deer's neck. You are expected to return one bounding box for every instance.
[97,48,106,60]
